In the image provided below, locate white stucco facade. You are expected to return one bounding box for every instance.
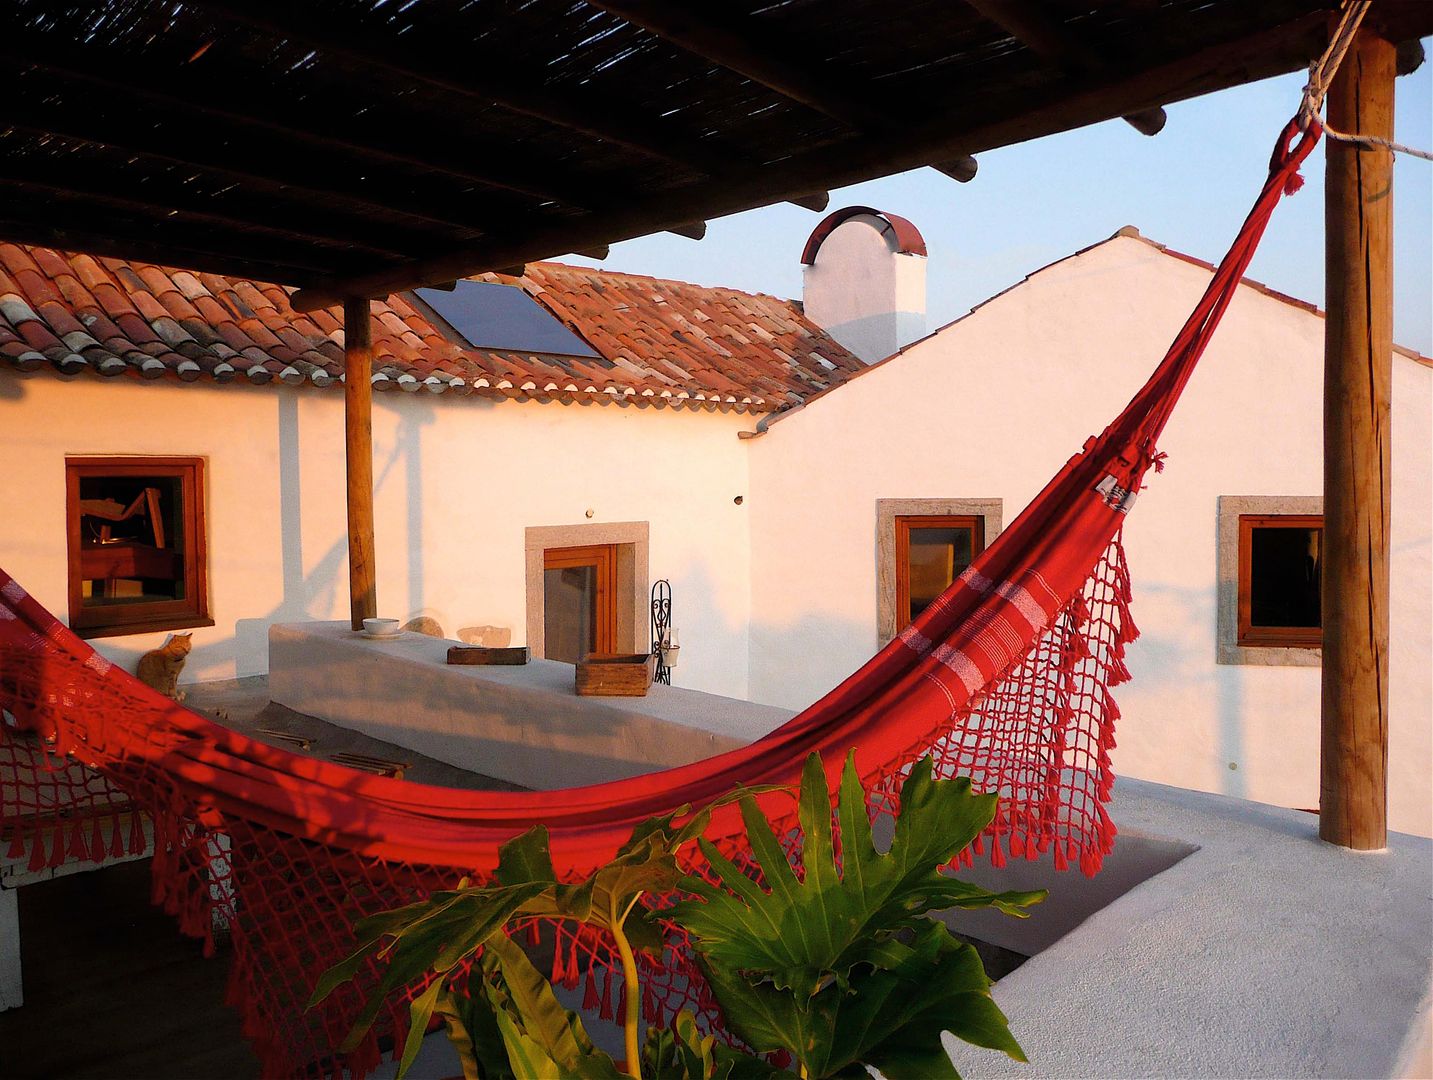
[748,234,1432,837]
[0,376,755,698]
[3,233,1428,837]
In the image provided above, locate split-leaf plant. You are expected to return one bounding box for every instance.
[670,752,1045,1079]
[309,751,1045,1079]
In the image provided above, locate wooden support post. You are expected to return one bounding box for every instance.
[1319,27,1395,850]
[344,297,378,631]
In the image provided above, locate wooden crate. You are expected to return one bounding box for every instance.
[446,645,529,666]
[575,652,655,696]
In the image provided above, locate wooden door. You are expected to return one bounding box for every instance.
[543,544,618,663]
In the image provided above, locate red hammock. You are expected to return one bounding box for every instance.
[0,121,1318,1076]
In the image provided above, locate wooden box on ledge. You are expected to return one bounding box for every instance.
[575,652,656,696]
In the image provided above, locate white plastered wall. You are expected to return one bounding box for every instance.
[0,376,754,698]
[749,235,1432,837]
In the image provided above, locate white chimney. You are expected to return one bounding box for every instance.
[801,207,927,364]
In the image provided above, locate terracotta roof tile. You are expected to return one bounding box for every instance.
[0,244,865,409]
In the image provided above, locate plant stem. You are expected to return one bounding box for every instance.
[611,893,645,1079]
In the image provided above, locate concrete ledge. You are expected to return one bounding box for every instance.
[268,622,794,789]
[945,778,1433,1079]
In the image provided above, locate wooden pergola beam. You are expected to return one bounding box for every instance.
[0,198,345,278]
[0,218,325,287]
[1319,25,1395,850]
[0,90,503,235]
[590,0,886,130]
[2,47,606,212]
[343,298,377,631]
[590,0,979,181]
[0,175,404,264]
[963,0,1167,135]
[188,0,734,177]
[289,13,1347,311]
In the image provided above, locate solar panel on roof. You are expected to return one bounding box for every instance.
[415,280,600,358]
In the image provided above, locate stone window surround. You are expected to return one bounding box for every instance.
[875,498,1003,645]
[1216,495,1322,668]
[524,521,649,659]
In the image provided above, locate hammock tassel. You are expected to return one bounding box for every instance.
[47,822,66,867]
[89,814,105,862]
[583,964,600,1011]
[67,818,88,860]
[26,827,45,872]
[5,824,23,860]
[599,969,614,1022]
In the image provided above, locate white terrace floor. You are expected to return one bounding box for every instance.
[949,778,1433,1079]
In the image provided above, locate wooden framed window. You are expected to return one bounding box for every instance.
[542,544,618,663]
[1237,514,1323,648]
[895,515,985,629]
[65,456,212,639]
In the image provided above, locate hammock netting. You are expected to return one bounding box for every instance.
[0,121,1318,1077]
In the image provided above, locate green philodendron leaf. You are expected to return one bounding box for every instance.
[495,825,559,887]
[671,752,1042,1001]
[394,977,444,1080]
[314,880,549,1052]
[479,934,625,1080]
[435,977,513,1080]
[825,924,1027,1079]
[716,922,1024,1080]
[642,1008,793,1080]
[671,751,1044,1078]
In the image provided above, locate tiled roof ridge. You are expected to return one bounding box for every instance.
[517,260,804,308]
[0,244,866,411]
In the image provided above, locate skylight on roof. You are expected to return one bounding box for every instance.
[415,280,599,358]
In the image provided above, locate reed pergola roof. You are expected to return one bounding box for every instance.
[3,1,1428,311]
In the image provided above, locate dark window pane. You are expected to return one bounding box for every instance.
[544,564,597,664]
[907,526,975,622]
[77,475,186,608]
[1249,526,1321,628]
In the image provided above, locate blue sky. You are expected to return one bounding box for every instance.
[567,47,1432,356]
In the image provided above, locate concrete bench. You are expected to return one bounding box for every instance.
[267,622,794,790]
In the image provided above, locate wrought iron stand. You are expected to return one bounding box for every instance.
[650,579,673,685]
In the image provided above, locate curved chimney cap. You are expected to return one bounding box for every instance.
[800,206,927,265]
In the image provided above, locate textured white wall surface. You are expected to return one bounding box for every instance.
[801,214,926,363]
[751,235,1432,837]
[0,377,755,698]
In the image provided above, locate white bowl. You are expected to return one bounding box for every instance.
[362,617,401,636]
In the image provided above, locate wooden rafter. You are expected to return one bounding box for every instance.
[0,175,406,263]
[187,0,735,177]
[0,45,607,213]
[0,95,498,236]
[963,0,1168,135]
[589,0,979,182]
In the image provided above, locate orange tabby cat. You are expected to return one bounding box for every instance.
[136,632,192,702]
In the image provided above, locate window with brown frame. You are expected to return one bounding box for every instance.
[65,457,211,639]
[895,515,985,629]
[542,543,618,663]
[1237,514,1323,648]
